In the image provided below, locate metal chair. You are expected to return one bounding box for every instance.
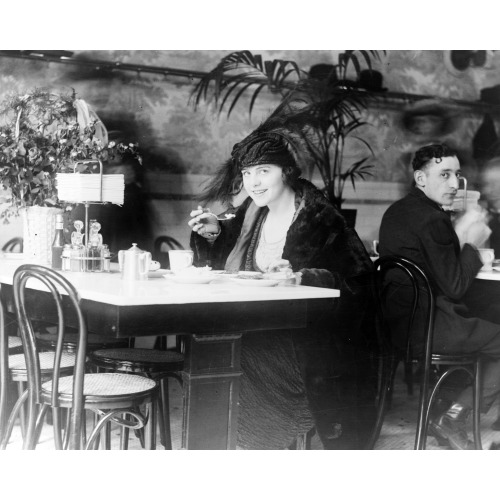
[1,264,159,450]
[0,297,76,445]
[88,346,184,449]
[367,256,482,450]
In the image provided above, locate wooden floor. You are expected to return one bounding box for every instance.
[3,363,500,450]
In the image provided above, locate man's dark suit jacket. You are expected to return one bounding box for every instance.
[379,186,500,354]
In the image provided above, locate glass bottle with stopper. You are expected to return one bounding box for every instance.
[70,220,85,271]
[87,219,103,272]
[51,213,65,270]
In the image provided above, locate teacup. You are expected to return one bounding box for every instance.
[478,248,495,271]
[168,250,194,272]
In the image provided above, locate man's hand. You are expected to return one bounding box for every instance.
[454,207,491,248]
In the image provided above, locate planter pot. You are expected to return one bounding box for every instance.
[340,208,357,229]
[21,206,64,266]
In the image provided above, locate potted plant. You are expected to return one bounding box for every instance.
[0,88,140,263]
[190,50,382,225]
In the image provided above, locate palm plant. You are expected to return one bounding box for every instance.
[190,50,383,209]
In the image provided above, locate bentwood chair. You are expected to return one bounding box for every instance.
[1,264,159,450]
[88,347,184,449]
[367,256,482,450]
[0,297,76,446]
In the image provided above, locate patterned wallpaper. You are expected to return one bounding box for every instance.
[1,50,500,189]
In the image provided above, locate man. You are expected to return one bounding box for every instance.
[379,143,500,450]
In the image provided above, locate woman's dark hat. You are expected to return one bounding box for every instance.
[231,132,296,169]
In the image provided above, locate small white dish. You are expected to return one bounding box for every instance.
[230,277,278,287]
[169,275,214,285]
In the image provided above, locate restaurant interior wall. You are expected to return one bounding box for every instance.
[1,50,500,253]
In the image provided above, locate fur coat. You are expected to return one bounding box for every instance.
[191,179,376,449]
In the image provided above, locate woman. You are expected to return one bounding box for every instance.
[188,132,376,449]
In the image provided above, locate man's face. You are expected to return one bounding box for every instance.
[414,155,461,207]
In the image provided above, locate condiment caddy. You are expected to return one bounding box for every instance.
[54,218,111,272]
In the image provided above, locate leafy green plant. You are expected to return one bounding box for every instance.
[191,50,382,208]
[0,88,141,222]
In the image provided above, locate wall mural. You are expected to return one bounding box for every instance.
[1,49,500,193]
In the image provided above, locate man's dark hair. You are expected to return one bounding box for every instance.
[412,143,457,171]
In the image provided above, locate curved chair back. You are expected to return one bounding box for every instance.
[153,236,184,269]
[1,237,23,253]
[367,255,436,448]
[13,264,88,449]
[375,255,436,364]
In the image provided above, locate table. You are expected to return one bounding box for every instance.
[475,269,500,281]
[0,258,339,449]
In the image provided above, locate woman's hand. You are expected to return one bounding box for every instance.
[188,206,221,240]
[266,259,292,273]
[265,259,302,285]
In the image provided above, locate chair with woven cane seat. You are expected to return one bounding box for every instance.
[0,264,159,450]
[35,328,129,354]
[88,347,184,449]
[367,256,482,450]
[0,297,76,445]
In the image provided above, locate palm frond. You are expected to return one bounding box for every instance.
[191,50,383,208]
[190,51,301,117]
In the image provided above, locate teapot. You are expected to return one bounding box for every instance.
[118,243,151,281]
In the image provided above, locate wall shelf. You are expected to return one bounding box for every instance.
[1,50,498,115]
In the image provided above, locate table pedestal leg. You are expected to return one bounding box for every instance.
[181,333,242,450]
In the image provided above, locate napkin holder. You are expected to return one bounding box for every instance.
[56,160,125,246]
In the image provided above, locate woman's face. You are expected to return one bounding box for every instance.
[241,163,289,207]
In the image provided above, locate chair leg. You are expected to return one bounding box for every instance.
[17,381,26,437]
[414,361,432,450]
[159,378,172,450]
[143,400,157,450]
[34,404,49,447]
[120,414,130,450]
[103,421,112,449]
[366,352,395,449]
[0,388,28,449]
[472,360,482,450]
[61,408,72,450]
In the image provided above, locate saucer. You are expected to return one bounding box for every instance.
[230,277,278,287]
[168,275,214,285]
